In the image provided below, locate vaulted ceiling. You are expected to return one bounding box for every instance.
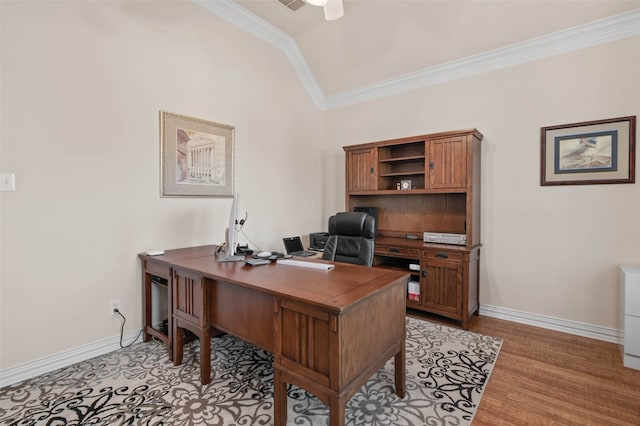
[197,0,640,109]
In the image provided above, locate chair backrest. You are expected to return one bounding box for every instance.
[321,212,376,266]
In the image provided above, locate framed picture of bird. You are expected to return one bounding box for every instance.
[541,116,635,185]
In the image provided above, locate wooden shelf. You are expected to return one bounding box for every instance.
[347,188,466,195]
[379,171,425,177]
[379,155,425,163]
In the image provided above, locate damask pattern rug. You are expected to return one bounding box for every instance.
[0,316,502,425]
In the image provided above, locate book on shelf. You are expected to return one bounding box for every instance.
[407,280,420,301]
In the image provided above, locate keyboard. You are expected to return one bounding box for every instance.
[278,259,335,270]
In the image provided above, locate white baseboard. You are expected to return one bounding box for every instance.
[0,307,623,388]
[480,304,623,344]
[0,329,143,388]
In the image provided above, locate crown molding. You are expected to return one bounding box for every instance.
[324,8,640,109]
[193,0,325,110]
[195,2,640,111]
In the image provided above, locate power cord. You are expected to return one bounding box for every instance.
[240,228,262,253]
[232,211,265,253]
[114,308,144,349]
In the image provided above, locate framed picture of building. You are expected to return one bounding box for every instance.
[540,116,635,186]
[160,111,235,197]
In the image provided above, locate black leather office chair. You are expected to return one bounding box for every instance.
[321,212,376,266]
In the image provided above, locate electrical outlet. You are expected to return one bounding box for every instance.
[110,299,120,315]
[0,172,16,192]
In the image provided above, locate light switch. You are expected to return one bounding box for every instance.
[0,172,16,191]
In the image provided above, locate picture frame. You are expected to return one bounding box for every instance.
[540,116,635,186]
[160,111,235,197]
[400,179,412,190]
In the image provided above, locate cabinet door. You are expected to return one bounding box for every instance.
[346,148,376,191]
[173,268,207,327]
[421,258,462,316]
[428,137,467,189]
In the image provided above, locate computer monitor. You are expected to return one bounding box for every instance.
[217,192,245,262]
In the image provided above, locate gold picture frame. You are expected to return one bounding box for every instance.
[540,116,635,186]
[160,111,235,197]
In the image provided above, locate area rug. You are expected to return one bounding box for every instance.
[0,316,502,425]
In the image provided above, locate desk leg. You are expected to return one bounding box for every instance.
[172,320,212,385]
[199,327,212,385]
[273,368,288,426]
[329,395,347,426]
[173,321,184,366]
[394,341,406,398]
[143,272,152,343]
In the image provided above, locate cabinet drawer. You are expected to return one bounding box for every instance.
[622,266,640,316]
[376,245,420,258]
[625,315,640,356]
[423,251,462,262]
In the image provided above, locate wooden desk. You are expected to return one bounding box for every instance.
[139,245,407,426]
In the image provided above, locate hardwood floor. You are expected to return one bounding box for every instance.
[410,311,640,425]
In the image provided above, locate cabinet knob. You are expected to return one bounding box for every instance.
[388,248,400,253]
[429,161,434,170]
[435,252,448,259]
[370,167,374,174]
[421,270,427,278]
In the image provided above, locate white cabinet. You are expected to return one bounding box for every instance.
[620,265,640,370]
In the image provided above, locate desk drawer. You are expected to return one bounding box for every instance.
[423,251,462,262]
[144,259,171,278]
[376,245,420,259]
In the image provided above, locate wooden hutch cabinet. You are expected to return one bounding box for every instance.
[343,129,483,329]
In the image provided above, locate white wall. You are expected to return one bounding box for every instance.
[0,1,323,370]
[323,35,640,331]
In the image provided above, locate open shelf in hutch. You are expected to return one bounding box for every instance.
[377,141,426,190]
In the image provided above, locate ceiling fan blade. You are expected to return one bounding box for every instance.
[323,0,343,20]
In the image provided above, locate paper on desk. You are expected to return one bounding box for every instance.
[277,259,335,270]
